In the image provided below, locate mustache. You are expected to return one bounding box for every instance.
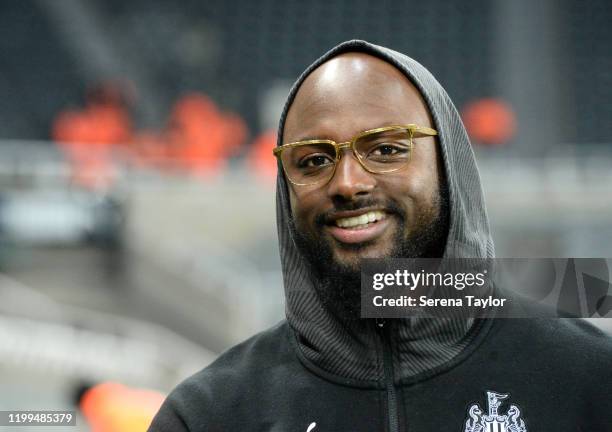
[315,198,406,226]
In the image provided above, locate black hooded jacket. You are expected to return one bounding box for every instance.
[149,40,612,432]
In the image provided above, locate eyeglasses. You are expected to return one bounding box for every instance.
[273,124,438,186]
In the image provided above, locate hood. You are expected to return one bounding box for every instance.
[275,40,495,385]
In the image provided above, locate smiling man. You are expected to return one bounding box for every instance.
[149,40,612,432]
[280,51,449,320]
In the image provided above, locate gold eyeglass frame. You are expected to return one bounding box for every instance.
[273,124,438,186]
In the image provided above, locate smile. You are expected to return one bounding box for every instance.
[334,210,386,228]
[327,210,392,244]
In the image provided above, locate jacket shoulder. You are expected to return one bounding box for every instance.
[194,319,294,380]
[517,318,611,351]
[148,321,296,431]
[493,318,612,378]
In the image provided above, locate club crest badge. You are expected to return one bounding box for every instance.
[464,390,528,432]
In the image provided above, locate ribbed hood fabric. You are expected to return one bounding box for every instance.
[275,40,495,385]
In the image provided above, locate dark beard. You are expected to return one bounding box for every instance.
[291,182,449,321]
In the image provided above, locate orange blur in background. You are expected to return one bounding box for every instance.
[79,382,165,432]
[462,98,516,145]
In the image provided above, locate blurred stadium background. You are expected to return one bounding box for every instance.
[0,0,610,430]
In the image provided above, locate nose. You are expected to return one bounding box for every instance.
[326,150,376,201]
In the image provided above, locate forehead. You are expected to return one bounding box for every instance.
[283,52,433,143]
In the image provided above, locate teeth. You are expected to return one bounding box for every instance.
[336,211,386,228]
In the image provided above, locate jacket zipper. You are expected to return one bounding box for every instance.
[376,319,399,432]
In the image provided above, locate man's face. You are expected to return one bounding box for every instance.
[283,53,448,315]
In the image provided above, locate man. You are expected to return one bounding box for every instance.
[149,40,611,431]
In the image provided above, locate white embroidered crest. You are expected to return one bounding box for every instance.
[306,422,317,432]
[464,390,527,432]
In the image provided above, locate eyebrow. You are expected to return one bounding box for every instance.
[290,122,405,143]
[294,136,330,142]
[284,135,334,144]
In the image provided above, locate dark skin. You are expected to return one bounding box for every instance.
[283,53,446,273]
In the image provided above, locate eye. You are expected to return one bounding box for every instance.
[370,143,407,156]
[298,154,334,168]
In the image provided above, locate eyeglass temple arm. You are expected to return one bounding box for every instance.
[411,125,438,137]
